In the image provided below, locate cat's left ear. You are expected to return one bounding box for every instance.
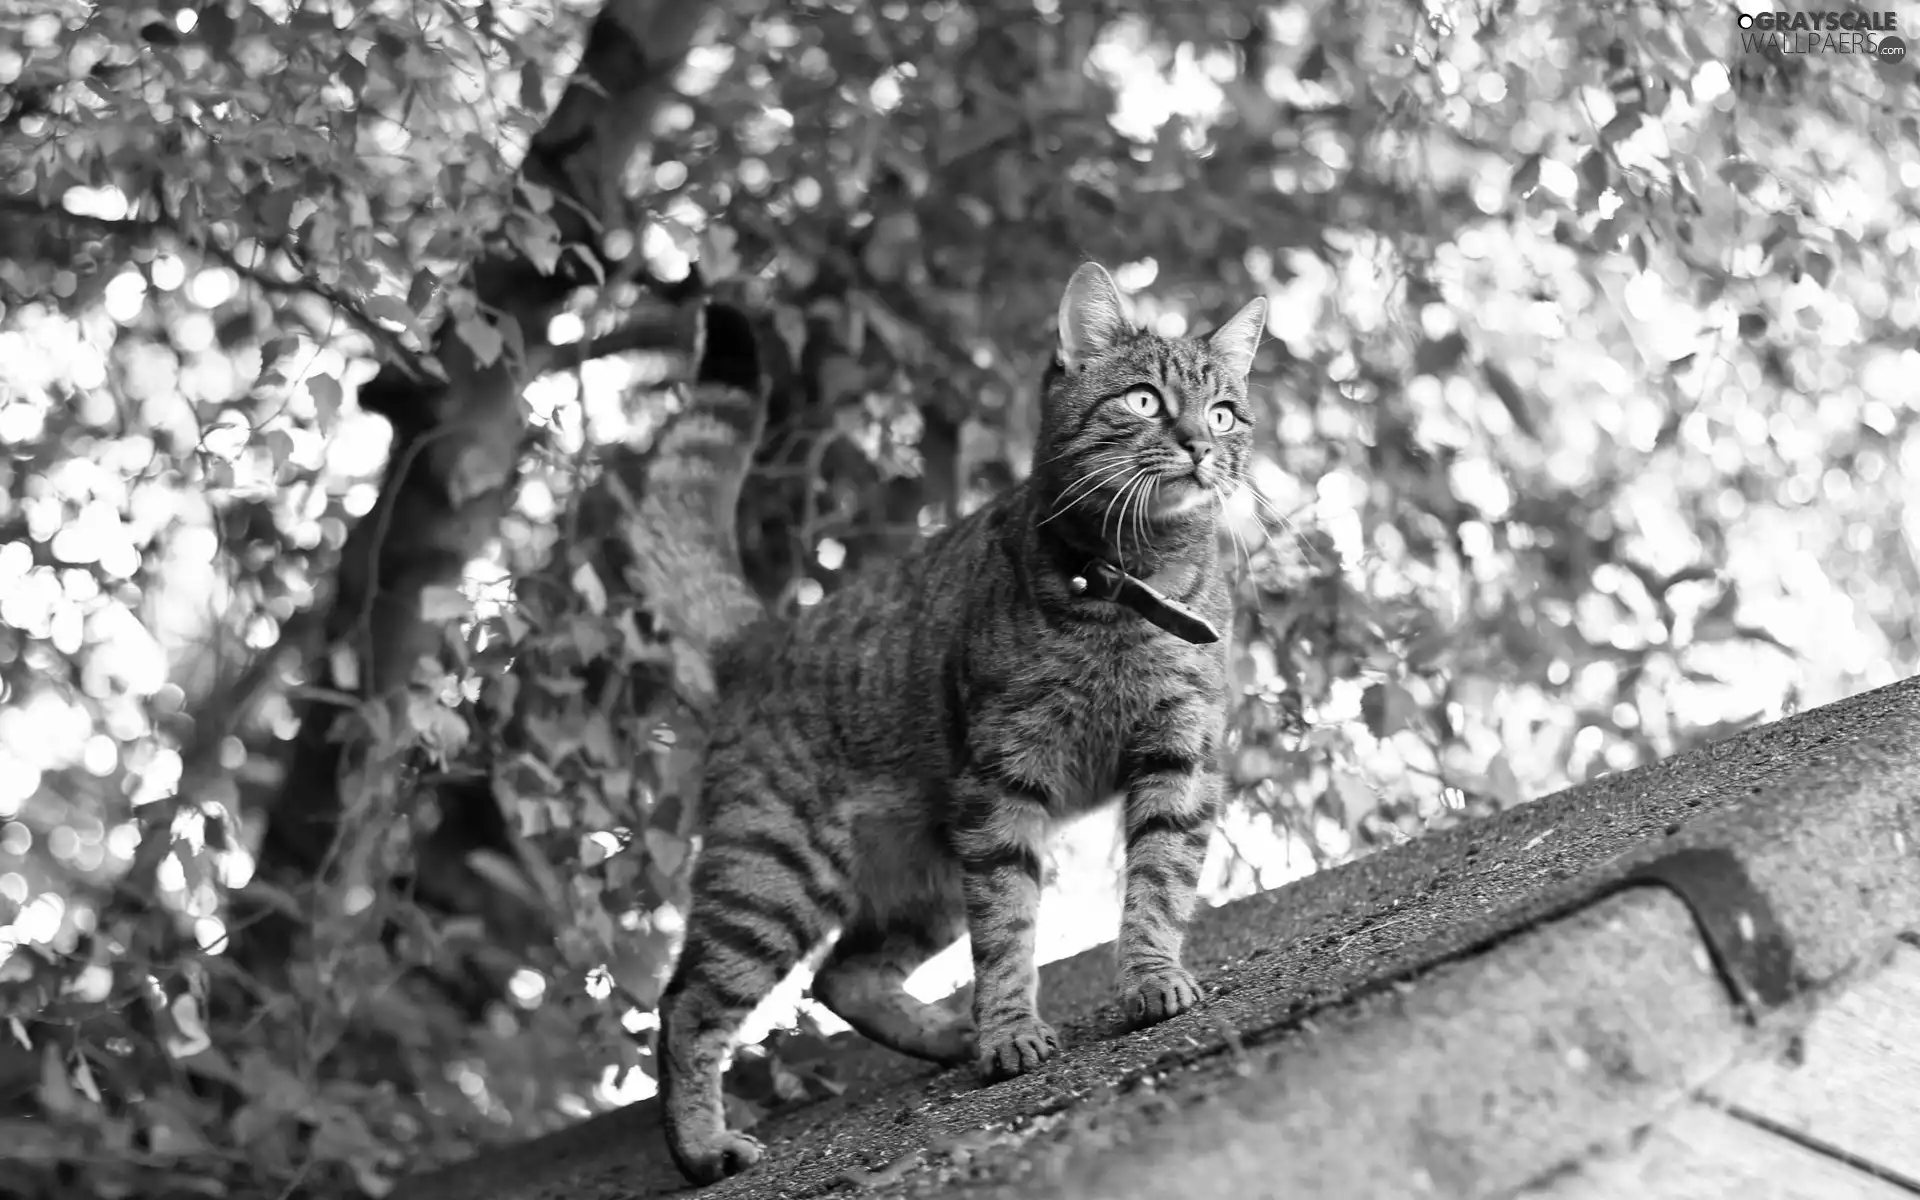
[1057,262,1132,371]
[1208,296,1268,381]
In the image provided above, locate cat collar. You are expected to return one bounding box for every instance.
[1067,560,1221,645]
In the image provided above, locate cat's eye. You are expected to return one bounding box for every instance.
[1208,404,1237,433]
[1122,387,1161,418]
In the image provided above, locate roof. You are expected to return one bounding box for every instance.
[394,671,1920,1199]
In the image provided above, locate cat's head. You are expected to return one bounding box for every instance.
[1034,262,1267,547]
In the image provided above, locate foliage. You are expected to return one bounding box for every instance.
[2,0,1917,1195]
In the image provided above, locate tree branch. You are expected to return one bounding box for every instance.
[202,237,433,376]
[544,307,694,371]
[0,196,433,377]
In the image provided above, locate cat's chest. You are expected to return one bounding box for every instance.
[975,643,1208,812]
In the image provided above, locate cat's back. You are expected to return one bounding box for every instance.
[708,491,1019,738]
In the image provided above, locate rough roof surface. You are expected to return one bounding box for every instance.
[395,672,1920,1200]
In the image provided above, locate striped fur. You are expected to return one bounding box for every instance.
[623,303,770,711]
[655,265,1267,1185]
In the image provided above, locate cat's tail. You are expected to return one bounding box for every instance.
[625,301,770,709]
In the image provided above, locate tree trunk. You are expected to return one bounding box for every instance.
[243,0,711,968]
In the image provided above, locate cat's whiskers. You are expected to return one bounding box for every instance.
[1037,439,1119,468]
[1101,471,1144,552]
[1235,485,1328,568]
[1130,469,1165,560]
[1214,481,1255,575]
[1132,472,1161,560]
[1123,473,1146,562]
[1101,468,1155,555]
[1038,456,1141,527]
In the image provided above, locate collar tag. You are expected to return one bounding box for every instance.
[1069,560,1221,645]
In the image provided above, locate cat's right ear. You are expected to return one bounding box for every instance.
[1056,262,1130,372]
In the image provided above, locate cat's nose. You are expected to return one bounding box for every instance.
[1188,442,1215,468]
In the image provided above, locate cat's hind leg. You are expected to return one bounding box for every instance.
[658,819,849,1185]
[812,908,972,1066]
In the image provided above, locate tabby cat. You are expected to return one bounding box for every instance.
[637,265,1266,1185]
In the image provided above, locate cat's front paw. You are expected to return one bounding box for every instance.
[975,1015,1059,1081]
[1120,965,1201,1029]
[673,1129,765,1187]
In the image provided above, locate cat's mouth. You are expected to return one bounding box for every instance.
[1149,474,1220,520]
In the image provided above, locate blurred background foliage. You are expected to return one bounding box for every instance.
[2,0,1918,1194]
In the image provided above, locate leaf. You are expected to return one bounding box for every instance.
[806,1067,848,1097]
[329,644,360,692]
[72,1055,100,1104]
[722,1093,763,1131]
[1718,160,1765,193]
[39,1048,76,1115]
[258,335,297,368]
[702,223,742,280]
[1414,331,1467,375]
[1361,682,1416,738]
[1232,746,1276,784]
[406,696,470,760]
[520,60,544,112]
[498,313,527,367]
[419,584,469,622]
[1659,565,1719,594]
[241,881,305,919]
[769,1057,809,1103]
[363,294,419,332]
[1576,149,1609,211]
[1298,44,1331,83]
[455,315,505,367]
[519,180,555,215]
[466,851,546,912]
[197,3,236,55]
[517,843,569,913]
[1600,108,1644,143]
[1509,152,1543,198]
[1486,755,1523,809]
[407,269,438,313]
[572,562,608,615]
[307,374,342,427]
[340,699,389,746]
[163,993,212,1059]
[337,52,367,94]
[265,429,296,471]
[1331,770,1376,832]
[580,711,615,764]
[1643,25,1691,75]
[502,609,531,644]
[1758,217,1797,259]
[1733,624,1795,654]
[1801,250,1834,288]
[507,212,563,275]
[644,827,688,878]
[1682,25,1717,64]
[568,243,607,285]
[618,610,669,664]
[1483,363,1538,438]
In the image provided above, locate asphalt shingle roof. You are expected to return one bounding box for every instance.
[396,672,1920,1199]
